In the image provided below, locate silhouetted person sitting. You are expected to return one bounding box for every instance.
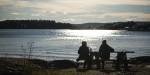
[99,40,114,69]
[77,41,90,68]
[115,52,128,70]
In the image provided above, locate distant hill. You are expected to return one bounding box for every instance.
[73,23,105,29]
[73,21,150,31]
[0,20,150,31]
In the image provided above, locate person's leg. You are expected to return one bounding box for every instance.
[96,57,100,69]
[76,58,79,68]
[83,60,86,68]
[123,53,128,71]
[101,60,105,69]
[115,60,120,70]
[87,57,92,69]
[124,60,128,71]
[96,61,100,69]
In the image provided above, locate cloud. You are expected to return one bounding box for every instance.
[95,5,150,13]
[101,13,150,21]
[9,12,20,15]
[61,12,150,23]
[50,0,150,6]
[0,0,150,23]
[8,0,149,14]
[0,0,13,6]
[15,0,32,8]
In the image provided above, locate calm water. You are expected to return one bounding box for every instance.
[0,29,150,61]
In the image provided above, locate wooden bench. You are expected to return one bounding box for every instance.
[76,51,134,70]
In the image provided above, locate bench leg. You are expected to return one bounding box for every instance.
[124,61,129,71]
[101,61,105,69]
[96,60,100,69]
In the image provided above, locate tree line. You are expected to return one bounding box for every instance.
[74,21,150,31]
[0,20,75,29]
[0,20,150,31]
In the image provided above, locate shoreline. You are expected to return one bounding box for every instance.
[0,56,150,75]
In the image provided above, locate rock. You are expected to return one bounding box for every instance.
[130,56,150,64]
[29,59,48,68]
[145,65,150,68]
[48,60,77,69]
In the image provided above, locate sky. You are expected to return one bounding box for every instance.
[0,0,150,24]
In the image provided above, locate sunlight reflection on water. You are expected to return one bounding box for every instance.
[53,30,127,41]
[0,29,150,61]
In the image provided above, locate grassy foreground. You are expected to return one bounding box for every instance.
[0,57,150,75]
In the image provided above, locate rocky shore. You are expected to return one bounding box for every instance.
[0,56,150,75]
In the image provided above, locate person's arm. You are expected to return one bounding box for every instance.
[78,47,81,54]
[88,47,91,55]
[99,45,103,52]
[99,45,103,56]
[108,45,114,52]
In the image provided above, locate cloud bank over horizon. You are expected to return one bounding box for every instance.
[0,0,150,23]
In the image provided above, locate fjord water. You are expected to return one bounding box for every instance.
[0,29,150,61]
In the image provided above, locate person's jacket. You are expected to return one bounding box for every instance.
[99,44,114,60]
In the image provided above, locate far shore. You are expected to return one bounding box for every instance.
[0,20,150,31]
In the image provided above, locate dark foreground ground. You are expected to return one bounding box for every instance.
[0,56,150,75]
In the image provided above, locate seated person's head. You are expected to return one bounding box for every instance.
[82,41,87,46]
[102,40,107,44]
